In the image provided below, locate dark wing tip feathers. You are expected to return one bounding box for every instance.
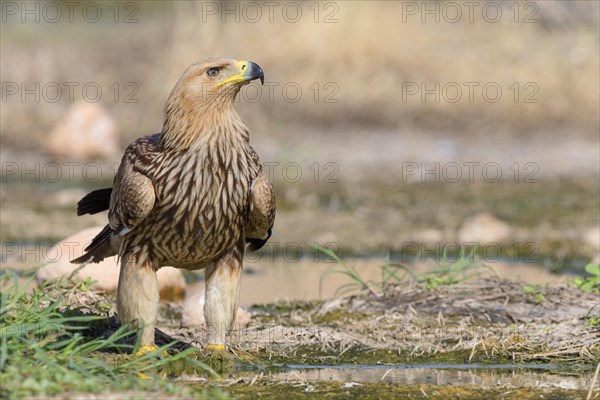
[84,224,112,252]
[247,228,272,252]
[70,224,113,264]
[76,188,113,216]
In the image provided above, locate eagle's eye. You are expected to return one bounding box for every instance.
[206,67,220,78]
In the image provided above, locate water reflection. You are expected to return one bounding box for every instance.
[267,363,594,389]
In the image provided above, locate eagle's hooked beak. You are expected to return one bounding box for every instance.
[217,61,264,86]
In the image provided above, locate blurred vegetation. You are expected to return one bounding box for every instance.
[571,263,600,293]
[1,1,598,273]
[317,244,498,296]
[0,270,224,399]
[1,0,598,151]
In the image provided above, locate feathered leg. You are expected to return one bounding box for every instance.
[117,254,159,347]
[204,249,243,347]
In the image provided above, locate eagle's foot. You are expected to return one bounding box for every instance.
[133,345,169,380]
[205,344,226,352]
[136,372,152,380]
[200,344,262,373]
[135,345,168,357]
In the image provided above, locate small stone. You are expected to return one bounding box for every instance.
[582,226,599,251]
[458,212,512,244]
[46,101,118,160]
[182,282,251,329]
[53,189,88,208]
[412,229,443,243]
[36,227,185,298]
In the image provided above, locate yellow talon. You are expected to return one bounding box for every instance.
[136,345,168,357]
[136,345,158,356]
[205,344,226,351]
[137,372,152,380]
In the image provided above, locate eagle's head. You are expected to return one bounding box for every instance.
[172,58,264,107]
[162,58,264,148]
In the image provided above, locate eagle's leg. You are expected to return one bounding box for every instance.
[117,254,159,347]
[204,249,243,347]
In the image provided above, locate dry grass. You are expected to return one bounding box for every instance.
[152,278,600,365]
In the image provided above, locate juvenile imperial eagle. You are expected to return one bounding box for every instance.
[72,59,276,353]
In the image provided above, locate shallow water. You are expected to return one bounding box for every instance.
[266,363,594,390]
[229,257,569,306]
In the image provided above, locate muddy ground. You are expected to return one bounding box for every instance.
[39,276,600,399]
[2,150,599,398]
[169,279,600,368]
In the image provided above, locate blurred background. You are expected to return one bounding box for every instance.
[1,1,599,303]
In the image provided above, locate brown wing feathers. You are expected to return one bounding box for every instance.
[71,59,275,267]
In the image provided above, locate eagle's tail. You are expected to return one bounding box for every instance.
[71,224,116,264]
[77,188,112,216]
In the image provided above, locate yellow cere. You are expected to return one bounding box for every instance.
[216,61,250,87]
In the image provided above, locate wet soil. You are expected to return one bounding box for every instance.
[36,277,599,398]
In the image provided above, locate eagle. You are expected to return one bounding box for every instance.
[72,58,276,353]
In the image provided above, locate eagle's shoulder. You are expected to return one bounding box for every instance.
[123,133,162,166]
[247,145,263,175]
[109,133,161,233]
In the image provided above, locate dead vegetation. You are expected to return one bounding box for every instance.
[2,2,599,151]
[30,273,599,366]
[4,270,598,398]
[147,278,600,367]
